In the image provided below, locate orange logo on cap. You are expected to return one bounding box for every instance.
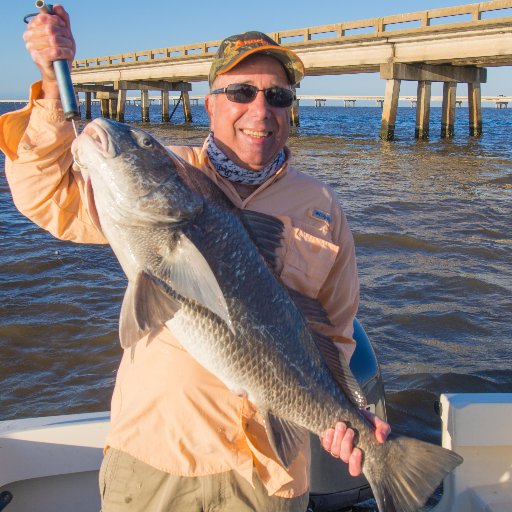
[235,38,267,48]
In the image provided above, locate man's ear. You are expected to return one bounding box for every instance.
[204,94,214,124]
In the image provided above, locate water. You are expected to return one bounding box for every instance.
[1,102,511,506]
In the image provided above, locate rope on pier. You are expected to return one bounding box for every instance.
[169,92,183,120]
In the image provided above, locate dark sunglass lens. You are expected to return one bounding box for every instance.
[265,88,294,107]
[227,84,258,103]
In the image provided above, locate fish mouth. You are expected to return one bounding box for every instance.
[82,119,117,158]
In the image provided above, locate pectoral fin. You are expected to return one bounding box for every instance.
[263,411,308,469]
[157,233,233,332]
[119,271,180,349]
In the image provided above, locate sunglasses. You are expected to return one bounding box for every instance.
[210,83,295,108]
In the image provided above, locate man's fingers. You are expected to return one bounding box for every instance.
[348,447,363,477]
[319,414,390,479]
[338,425,354,463]
[329,422,347,458]
[361,409,391,444]
[30,47,76,66]
[53,4,73,32]
[373,415,391,443]
[320,427,334,452]
[27,12,66,31]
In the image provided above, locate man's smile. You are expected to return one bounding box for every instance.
[241,129,272,138]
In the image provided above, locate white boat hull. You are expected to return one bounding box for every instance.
[0,412,109,512]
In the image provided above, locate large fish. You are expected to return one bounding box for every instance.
[71,118,462,512]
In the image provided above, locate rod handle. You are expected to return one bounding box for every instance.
[36,1,80,120]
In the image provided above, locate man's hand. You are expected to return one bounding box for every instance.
[23,5,76,99]
[320,412,391,477]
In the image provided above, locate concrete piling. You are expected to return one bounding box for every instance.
[182,91,192,123]
[141,90,150,123]
[109,99,117,120]
[441,82,457,138]
[380,79,401,141]
[468,82,483,136]
[100,99,109,118]
[381,63,486,140]
[291,98,300,127]
[85,92,92,119]
[415,80,432,139]
[162,91,169,122]
[116,89,127,122]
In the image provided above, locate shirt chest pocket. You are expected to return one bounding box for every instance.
[280,226,340,299]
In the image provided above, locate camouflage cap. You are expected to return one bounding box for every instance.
[209,31,305,86]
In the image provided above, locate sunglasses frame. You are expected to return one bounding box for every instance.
[210,83,295,108]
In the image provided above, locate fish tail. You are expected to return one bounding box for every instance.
[363,435,463,512]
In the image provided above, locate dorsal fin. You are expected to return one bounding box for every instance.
[287,288,333,327]
[239,210,284,272]
[312,330,367,409]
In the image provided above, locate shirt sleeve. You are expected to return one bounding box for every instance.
[0,81,107,245]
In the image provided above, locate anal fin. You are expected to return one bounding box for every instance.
[263,411,308,469]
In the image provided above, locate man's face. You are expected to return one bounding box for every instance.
[205,55,291,171]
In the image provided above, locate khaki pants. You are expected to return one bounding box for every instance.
[99,448,309,512]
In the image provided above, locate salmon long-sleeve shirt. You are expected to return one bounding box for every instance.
[0,82,360,498]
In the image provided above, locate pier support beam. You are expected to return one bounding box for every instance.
[182,91,192,123]
[112,80,192,123]
[415,80,431,139]
[468,82,483,137]
[85,92,92,119]
[109,99,117,120]
[380,79,401,141]
[381,63,487,140]
[162,91,169,122]
[95,90,119,119]
[290,85,300,127]
[441,82,457,138]
[141,90,150,123]
[291,98,300,127]
[116,89,127,122]
[100,99,109,118]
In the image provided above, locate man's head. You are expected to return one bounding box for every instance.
[205,31,305,172]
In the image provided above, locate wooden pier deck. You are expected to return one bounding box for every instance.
[69,0,512,138]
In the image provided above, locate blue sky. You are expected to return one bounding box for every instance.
[1,0,511,99]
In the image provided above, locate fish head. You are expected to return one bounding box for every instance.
[71,118,202,230]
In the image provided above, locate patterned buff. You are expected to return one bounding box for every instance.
[206,133,286,186]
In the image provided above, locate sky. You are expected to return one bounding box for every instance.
[1,0,511,99]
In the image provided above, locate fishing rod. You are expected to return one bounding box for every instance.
[24,1,80,122]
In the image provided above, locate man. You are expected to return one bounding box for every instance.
[1,6,390,511]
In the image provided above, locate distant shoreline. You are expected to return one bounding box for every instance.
[0,100,508,109]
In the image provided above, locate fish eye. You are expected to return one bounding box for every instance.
[131,129,154,148]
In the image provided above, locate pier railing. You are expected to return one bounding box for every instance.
[72,0,512,70]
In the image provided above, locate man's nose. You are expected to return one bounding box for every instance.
[249,90,272,114]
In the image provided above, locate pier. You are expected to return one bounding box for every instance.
[70,1,512,139]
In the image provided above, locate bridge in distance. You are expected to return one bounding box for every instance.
[70,0,512,139]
